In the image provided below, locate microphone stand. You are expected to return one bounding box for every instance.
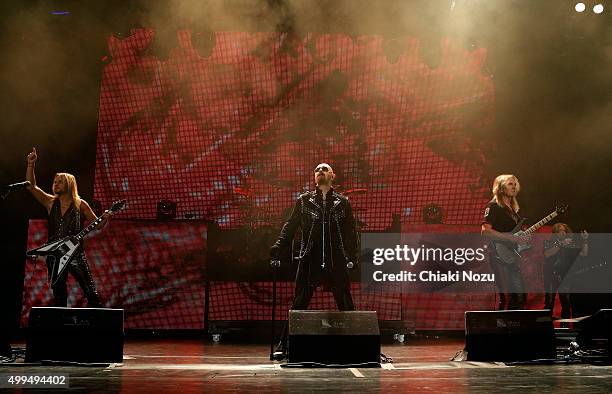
[269,259,281,360]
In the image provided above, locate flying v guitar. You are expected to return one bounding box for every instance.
[27,199,127,285]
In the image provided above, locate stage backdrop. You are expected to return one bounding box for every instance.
[23,29,501,330]
[93,29,494,230]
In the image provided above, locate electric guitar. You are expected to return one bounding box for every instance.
[493,204,568,265]
[27,199,127,285]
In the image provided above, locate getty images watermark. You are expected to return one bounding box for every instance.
[371,243,492,283]
[360,233,612,294]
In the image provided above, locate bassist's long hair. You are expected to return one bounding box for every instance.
[491,174,520,213]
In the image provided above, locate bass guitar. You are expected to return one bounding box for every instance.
[27,199,127,285]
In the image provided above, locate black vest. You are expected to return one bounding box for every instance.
[48,199,82,242]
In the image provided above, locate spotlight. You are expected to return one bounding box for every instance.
[593,4,604,13]
[157,200,177,220]
[575,2,586,12]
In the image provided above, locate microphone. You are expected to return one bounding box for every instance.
[4,181,31,190]
[1,181,31,199]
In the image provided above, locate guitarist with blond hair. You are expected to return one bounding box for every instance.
[481,174,529,310]
[26,147,109,307]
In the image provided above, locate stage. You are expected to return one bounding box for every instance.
[3,333,612,392]
[1,1,612,392]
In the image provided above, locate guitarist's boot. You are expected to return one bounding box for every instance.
[85,291,102,308]
[72,258,103,307]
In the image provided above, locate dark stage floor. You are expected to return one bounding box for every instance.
[2,335,612,393]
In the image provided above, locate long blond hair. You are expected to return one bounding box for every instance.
[491,174,520,213]
[53,172,81,210]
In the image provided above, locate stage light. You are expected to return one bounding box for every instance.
[593,4,604,13]
[157,200,177,220]
[575,2,586,12]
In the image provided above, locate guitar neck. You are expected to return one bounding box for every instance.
[523,211,559,235]
[74,211,108,241]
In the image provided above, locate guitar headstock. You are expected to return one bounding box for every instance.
[108,199,127,215]
[555,204,569,215]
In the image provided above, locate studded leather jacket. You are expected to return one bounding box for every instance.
[270,187,359,288]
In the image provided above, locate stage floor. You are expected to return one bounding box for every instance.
[2,337,612,392]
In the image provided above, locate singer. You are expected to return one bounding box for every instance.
[270,163,359,355]
[25,147,109,307]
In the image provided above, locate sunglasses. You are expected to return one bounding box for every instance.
[314,166,330,173]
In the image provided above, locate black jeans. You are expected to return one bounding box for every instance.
[491,257,526,310]
[46,254,102,308]
[543,259,572,318]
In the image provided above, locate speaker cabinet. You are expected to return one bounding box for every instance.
[577,309,612,357]
[25,307,124,363]
[1,336,10,359]
[465,310,555,361]
[288,310,380,365]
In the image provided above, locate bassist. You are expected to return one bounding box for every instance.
[481,174,528,310]
[543,223,588,321]
[25,147,109,307]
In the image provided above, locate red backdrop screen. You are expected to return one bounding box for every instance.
[23,29,499,330]
[93,30,494,230]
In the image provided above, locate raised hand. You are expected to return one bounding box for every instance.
[27,147,38,165]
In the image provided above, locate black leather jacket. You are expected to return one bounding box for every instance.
[271,187,359,288]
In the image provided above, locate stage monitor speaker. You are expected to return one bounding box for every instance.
[576,309,612,357]
[465,310,555,361]
[1,336,10,359]
[288,310,380,365]
[25,307,124,363]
